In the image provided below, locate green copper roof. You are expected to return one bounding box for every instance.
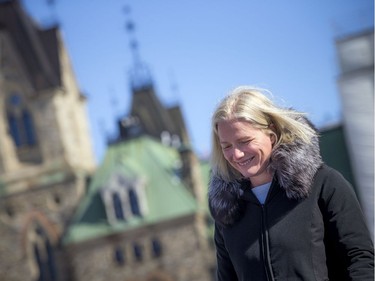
[64,136,197,244]
[199,159,215,240]
[199,159,211,211]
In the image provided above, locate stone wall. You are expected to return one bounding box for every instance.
[65,216,214,281]
[0,173,85,281]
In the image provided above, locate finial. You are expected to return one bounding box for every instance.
[122,5,153,91]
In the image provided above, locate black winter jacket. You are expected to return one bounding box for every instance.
[212,166,374,280]
[208,119,374,281]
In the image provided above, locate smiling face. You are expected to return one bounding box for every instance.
[217,119,275,187]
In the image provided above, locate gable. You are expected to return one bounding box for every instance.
[0,0,61,90]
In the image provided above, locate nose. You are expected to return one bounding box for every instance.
[233,147,244,159]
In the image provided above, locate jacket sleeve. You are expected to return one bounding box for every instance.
[214,223,238,281]
[319,167,374,281]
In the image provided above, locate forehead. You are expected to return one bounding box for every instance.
[217,120,259,139]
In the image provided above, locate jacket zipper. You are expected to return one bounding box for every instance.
[261,204,274,281]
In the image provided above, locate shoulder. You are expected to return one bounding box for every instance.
[313,164,360,207]
[314,164,352,188]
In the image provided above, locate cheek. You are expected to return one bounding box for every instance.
[222,150,232,161]
[264,141,274,155]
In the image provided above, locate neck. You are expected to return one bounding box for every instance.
[249,171,273,188]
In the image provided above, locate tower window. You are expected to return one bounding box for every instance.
[23,110,37,145]
[7,113,21,146]
[10,94,22,106]
[6,93,38,148]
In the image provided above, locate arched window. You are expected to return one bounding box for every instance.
[29,223,57,281]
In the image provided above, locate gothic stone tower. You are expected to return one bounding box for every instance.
[0,1,96,280]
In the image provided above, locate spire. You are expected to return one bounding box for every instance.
[123,5,153,91]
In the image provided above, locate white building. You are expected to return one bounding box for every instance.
[335,29,374,237]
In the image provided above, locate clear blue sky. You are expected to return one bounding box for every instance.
[23,0,374,163]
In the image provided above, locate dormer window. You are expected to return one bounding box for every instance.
[113,193,125,220]
[101,172,147,224]
[129,189,141,216]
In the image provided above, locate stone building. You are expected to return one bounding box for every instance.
[0,0,215,280]
[0,0,96,280]
[59,42,215,280]
[63,135,214,281]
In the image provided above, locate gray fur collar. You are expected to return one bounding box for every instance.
[208,118,323,226]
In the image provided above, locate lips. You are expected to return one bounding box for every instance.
[236,157,254,166]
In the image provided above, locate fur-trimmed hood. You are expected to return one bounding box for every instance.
[208,117,323,226]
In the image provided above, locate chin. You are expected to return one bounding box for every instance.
[240,171,257,178]
[242,166,266,178]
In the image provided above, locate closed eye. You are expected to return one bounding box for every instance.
[221,145,231,150]
[240,139,252,144]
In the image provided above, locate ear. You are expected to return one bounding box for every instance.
[268,124,277,145]
[270,133,276,145]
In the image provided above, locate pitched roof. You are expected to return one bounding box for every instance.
[64,136,197,244]
[0,0,61,90]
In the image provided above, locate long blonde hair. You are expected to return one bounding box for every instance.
[210,86,317,181]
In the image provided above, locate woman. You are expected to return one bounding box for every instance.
[208,86,374,281]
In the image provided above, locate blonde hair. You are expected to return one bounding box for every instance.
[210,86,317,181]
